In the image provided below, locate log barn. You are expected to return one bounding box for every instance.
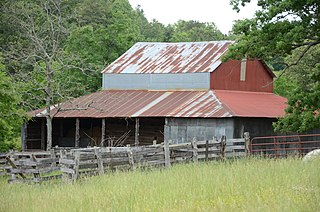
[25,41,287,150]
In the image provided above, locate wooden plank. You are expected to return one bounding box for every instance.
[60,158,75,165]
[9,166,59,174]
[75,118,80,148]
[60,167,75,174]
[226,146,245,150]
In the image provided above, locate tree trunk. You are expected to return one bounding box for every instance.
[45,61,53,151]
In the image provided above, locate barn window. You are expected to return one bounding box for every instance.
[240,59,247,81]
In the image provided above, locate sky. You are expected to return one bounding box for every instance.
[128,0,259,34]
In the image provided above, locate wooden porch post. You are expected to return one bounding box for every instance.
[75,118,80,148]
[101,118,106,147]
[135,118,139,146]
[40,119,46,150]
[21,123,27,151]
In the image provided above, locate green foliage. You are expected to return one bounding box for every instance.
[0,158,319,210]
[227,0,320,132]
[170,20,225,42]
[226,0,319,60]
[274,46,320,133]
[0,57,25,151]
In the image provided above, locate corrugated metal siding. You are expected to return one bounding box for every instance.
[102,41,233,74]
[210,59,274,92]
[165,118,234,143]
[102,73,210,90]
[30,90,287,119]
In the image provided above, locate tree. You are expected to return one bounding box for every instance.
[170,20,225,42]
[274,46,320,132]
[0,56,25,152]
[1,0,149,150]
[227,0,320,132]
[3,0,71,150]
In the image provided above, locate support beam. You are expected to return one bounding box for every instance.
[135,118,139,146]
[21,123,27,151]
[41,119,45,150]
[101,118,106,147]
[75,118,80,148]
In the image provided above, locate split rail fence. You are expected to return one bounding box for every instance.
[2,134,249,183]
[1,151,60,183]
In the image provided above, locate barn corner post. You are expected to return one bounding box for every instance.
[135,117,139,146]
[101,118,106,147]
[75,118,80,148]
[244,132,250,157]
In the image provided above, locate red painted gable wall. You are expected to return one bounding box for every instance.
[210,59,274,92]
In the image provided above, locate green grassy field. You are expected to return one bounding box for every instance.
[1,158,319,211]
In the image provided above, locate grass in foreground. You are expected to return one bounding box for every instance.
[0,158,319,211]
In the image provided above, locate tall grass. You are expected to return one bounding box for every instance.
[1,158,319,211]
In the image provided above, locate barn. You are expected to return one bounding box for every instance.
[25,41,287,150]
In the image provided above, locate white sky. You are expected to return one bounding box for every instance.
[128,0,259,34]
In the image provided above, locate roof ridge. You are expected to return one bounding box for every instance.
[134,40,235,45]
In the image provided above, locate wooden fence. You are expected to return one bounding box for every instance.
[4,151,61,183]
[60,136,248,181]
[0,153,9,176]
[2,134,249,183]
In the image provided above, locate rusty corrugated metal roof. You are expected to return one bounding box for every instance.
[215,90,287,118]
[102,41,233,74]
[30,90,287,119]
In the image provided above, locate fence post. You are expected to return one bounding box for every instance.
[205,140,209,161]
[94,147,104,175]
[164,140,171,167]
[60,150,68,181]
[73,151,80,182]
[244,132,250,157]
[126,145,135,170]
[191,137,198,162]
[220,136,226,160]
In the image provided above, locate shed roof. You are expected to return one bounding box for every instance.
[102,41,233,74]
[31,90,287,119]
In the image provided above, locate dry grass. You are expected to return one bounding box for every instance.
[0,158,319,211]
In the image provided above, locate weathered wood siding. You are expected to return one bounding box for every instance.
[233,117,277,138]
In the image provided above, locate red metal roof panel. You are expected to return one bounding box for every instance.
[214,90,287,118]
